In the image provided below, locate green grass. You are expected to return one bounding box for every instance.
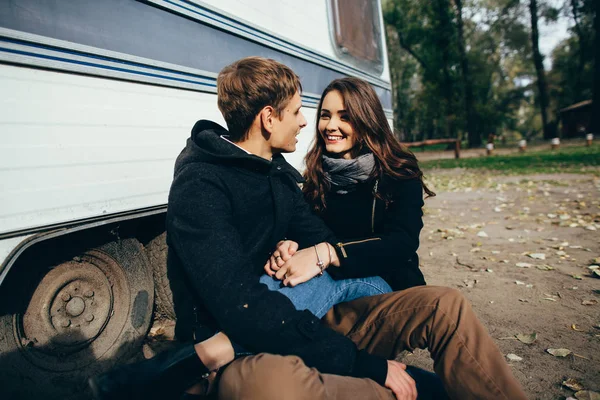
[411,142,460,152]
[419,144,600,175]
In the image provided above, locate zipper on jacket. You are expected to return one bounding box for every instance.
[336,238,382,258]
[371,179,379,233]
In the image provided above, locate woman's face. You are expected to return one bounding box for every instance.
[318,90,358,159]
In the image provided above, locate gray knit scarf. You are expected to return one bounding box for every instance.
[322,153,376,194]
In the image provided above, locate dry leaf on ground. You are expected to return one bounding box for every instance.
[575,390,600,400]
[563,378,584,391]
[536,265,554,271]
[547,348,572,357]
[528,253,546,260]
[516,262,532,268]
[516,332,537,344]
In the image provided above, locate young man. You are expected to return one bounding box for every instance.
[90,57,527,400]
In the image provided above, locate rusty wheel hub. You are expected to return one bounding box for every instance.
[16,250,129,371]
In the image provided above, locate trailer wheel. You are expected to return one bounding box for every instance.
[146,232,176,320]
[0,238,154,400]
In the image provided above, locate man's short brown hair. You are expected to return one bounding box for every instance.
[217,57,302,141]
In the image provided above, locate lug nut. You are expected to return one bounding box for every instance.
[84,290,94,298]
[85,314,94,322]
[61,293,71,302]
[61,319,71,328]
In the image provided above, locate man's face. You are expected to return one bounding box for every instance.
[270,92,307,154]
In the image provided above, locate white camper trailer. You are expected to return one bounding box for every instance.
[0,0,393,397]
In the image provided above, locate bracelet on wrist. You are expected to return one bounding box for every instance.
[313,244,325,276]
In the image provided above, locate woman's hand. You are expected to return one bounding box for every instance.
[274,243,330,287]
[385,360,417,400]
[264,240,298,276]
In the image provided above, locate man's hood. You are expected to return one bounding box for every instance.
[174,119,303,182]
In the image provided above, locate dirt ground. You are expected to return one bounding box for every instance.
[405,169,600,399]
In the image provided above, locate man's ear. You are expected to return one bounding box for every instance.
[260,105,276,134]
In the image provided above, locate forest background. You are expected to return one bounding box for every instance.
[383,0,598,148]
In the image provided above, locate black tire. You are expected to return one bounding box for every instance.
[0,238,154,400]
[146,232,176,320]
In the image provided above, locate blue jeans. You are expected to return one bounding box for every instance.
[259,272,392,318]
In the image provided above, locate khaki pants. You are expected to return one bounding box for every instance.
[218,286,527,400]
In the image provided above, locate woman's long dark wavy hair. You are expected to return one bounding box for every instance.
[303,77,435,212]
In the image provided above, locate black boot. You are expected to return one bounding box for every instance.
[89,343,210,400]
[405,366,450,400]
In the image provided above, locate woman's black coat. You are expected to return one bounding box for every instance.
[318,175,427,291]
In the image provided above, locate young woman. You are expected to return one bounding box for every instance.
[270,76,434,293]
[261,77,445,399]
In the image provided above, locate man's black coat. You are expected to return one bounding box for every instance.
[166,120,387,384]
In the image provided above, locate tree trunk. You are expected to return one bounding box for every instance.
[529,0,552,139]
[570,0,586,100]
[434,0,457,140]
[591,0,600,134]
[454,0,480,147]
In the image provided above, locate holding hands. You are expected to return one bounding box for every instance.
[264,240,339,287]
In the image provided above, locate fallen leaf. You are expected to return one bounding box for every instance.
[528,253,546,260]
[516,262,532,268]
[575,390,600,400]
[516,332,537,344]
[571,324,583,331]
[588,265,599,270]
[506,353,522,362]
[592,270,600,278]
[562,378,584,391]
[546,348,572,357]
[515,280,525,285]
[582,300,598,306]
[477,231,489,238]
[573,275,583,280]
[542,297,557,302]
[536,265,554,271]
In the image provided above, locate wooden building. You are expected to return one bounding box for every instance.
[559,100,592,138]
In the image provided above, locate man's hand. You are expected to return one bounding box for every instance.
[385,360,417,400]
[264,240,298,276]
